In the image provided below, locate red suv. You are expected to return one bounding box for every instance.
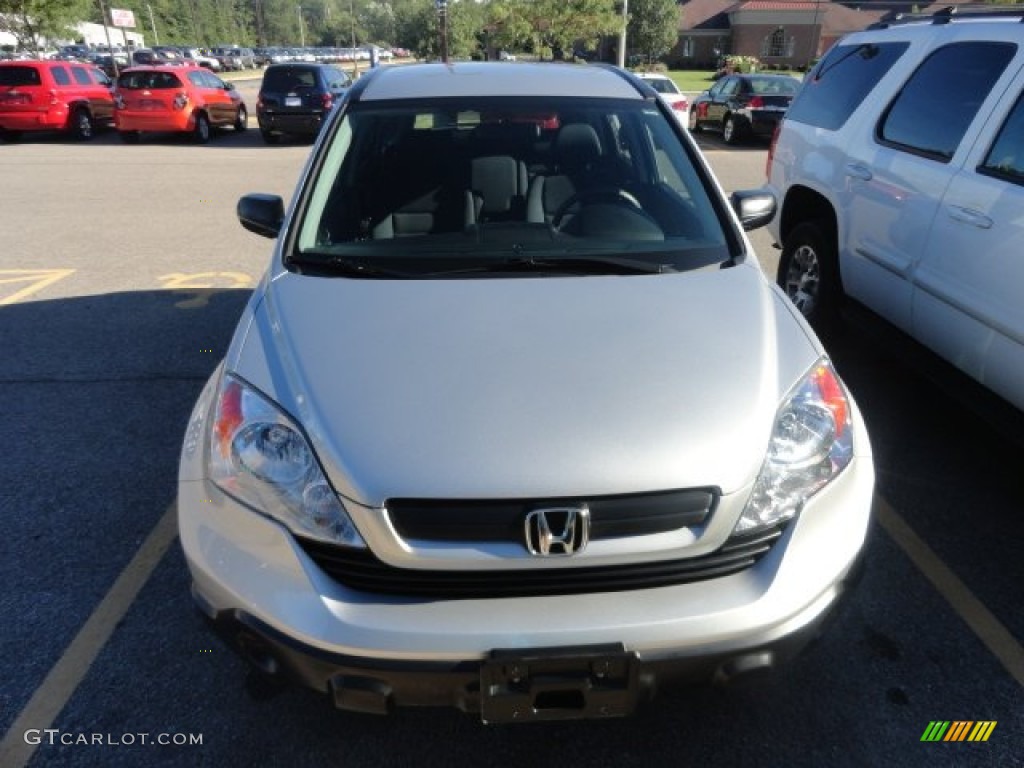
[0,60,115,141]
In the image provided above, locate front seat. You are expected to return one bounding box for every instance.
[526,123,603,225]
[467,155,528,225]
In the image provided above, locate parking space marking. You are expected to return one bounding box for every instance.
[0,503,178,768]
[159,271,254,309]
[0,269,76,306]
[877,497,1024,687]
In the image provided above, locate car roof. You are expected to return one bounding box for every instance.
[121,65,191,72]
[731,73,799,80]
[356,62,643,102]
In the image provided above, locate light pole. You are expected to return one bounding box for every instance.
[436,0,449,64]
[808,0,822,69]
[349,0,357,76]
[146,3,159,45]
[617,0,628,68]
[297,4,306,47]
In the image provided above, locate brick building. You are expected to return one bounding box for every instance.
[667,0,976,70]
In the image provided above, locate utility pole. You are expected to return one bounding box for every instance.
[436,0,448,64]
[350,0,358,77]
[617,0,628,68]
[146,3,159,46]
[297,4,305,47]
[95,0,120,77]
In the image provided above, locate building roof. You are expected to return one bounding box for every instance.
[679,0,737,31]
[680,0,884,36]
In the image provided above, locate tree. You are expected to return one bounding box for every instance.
[627,0,677,68]
[0,0,91,51]
[486,0,620,60]
[398,0,483,60]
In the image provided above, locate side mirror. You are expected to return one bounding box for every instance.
[224,81,235,91]
[237,193,285,239]
[729,189,776,232]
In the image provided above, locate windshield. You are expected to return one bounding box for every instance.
[292,96,732,276]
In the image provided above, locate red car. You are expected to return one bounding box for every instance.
[114,65,248,144]
[0,60,115,141]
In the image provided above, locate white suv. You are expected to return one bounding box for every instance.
[767,7,1024,414]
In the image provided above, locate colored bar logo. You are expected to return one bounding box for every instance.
[921,721,997,742]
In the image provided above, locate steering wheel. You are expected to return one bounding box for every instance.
[551,187,644,230]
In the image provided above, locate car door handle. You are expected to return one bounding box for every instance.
[845,163,873,181]
[947,205,993,229]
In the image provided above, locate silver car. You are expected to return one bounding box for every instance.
[178,62,874,722]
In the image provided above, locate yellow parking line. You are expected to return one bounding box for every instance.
[0,503,178,768]
[0,269,76,306]
[876,497,1024,687]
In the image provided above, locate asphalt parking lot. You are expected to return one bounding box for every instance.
[0,79,1021,767]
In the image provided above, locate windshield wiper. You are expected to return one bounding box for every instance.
[288,254,413,279]
[427,254,677,277]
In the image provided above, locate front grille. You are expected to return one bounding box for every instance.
[387,489,716,544]
[297,525,785,599]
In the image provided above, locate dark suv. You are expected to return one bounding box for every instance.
[0,59,114,141]
[256,62,351,143]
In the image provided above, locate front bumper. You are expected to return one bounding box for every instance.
[180,449,873,718]
[194,550,863,719]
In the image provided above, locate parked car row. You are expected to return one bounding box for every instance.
[0,60,245,143]
[0,59,352,145]
[255,45,403,65]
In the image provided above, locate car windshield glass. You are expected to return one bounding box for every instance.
[293,96,732,276]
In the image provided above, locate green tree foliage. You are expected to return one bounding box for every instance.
[485,0,619,60]
[627,0,677,67]
[0,0,91,50]
[1,0,633,55]
[399,0,483,60]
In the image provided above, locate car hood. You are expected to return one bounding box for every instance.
[231,262,821,507]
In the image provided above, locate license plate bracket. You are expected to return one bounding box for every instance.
[480,644,638,723]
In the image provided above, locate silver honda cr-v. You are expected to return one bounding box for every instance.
[178,61,874,723]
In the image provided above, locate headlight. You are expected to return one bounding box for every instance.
[208,373,364,547]
[734,359,853,535]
